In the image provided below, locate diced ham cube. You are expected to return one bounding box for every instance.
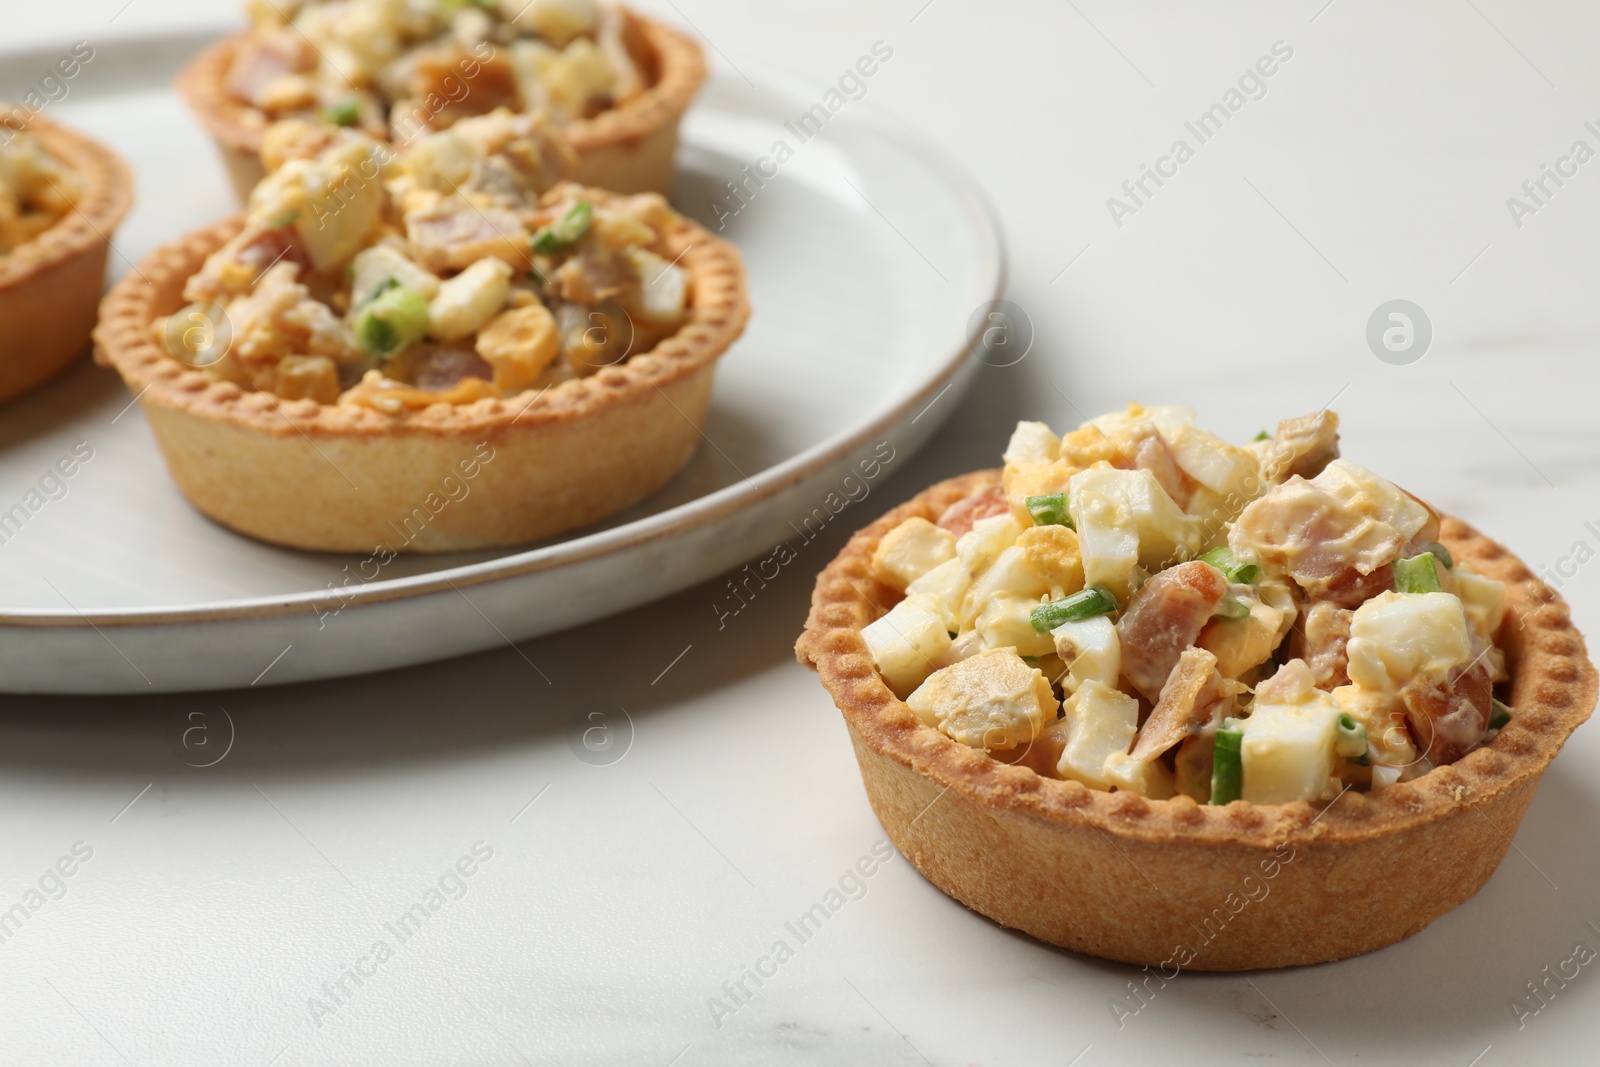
[1261,409,1340,483]
[411,345,496,391]
[1129,427,1194,509]
[1116,560,1229,702]
[1129,647,1236,762]
[406,204,529,274]
[226,33,315,109]
[1292,601,1354,688]
[936,485,1010,538]
[1400,659,1492,765]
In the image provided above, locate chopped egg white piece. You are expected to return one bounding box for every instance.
[906,648,1057,750]
[1454,566,1508,644]
[960,545,1048,630]
[1163,424,1259,500]
[543,37,617,116]
[975,596,1055,658]
[862,593,951,698]
[931,628,985,670]
[1055,680,1138,789]
[1068,467,1199,601]
[1240,661,1343,804]
[1104,751,1177,798]
[1370,763,1406,790]
[427,257,513,340]
[871,518,958,593]
[1345,591,1472,694]
[399,128,480,194]
[349,241,442,305]
[508,0,601,47]
[1087,404,1195,439]
[509,38,560,107]
[905,557,969,633]
[252,138,385,272]
[628,248,688,324]
[956,514,1024,577]
[1050,615,1120,691]
[1003,420,1061,468]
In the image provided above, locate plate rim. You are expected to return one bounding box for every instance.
[1,29,1008,628]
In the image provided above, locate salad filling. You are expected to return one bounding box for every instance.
[0,133,81,255]
[164,109,691,408]
[230,0,647,138]
[864,405,1511,804]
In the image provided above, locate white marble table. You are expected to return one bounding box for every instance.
[4,1,1599,1064]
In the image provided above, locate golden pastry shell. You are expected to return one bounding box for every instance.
[92,186,748,553]
[176,9,706,199]
[797,470,1597,970]
[0,112,133,405]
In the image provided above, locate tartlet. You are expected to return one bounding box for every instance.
[797,408,1596,970]
[177,1,705,200]
[94,114,747,553]
[0,113,132,405]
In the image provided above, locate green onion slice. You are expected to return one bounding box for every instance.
[1490,699,1512,731]
[1025,493,1073,529]
[320,98,362,127]
[353,284,430,357]
[1030,586,1119,633]
[1393,552,1443,594]
[1210,727,1243,805]
[1199,546,1261,585]
[360,276,400,305]
[1213,595,1252,621]
[1425,541,1455,570]
[531,200,593,255]
[1335,712,1370,765]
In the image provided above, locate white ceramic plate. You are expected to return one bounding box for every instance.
[0,29,1004,694]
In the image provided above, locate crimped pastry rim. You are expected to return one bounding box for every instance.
[0,112,133,291]
[92,184,748,437]
[174,10,706,161]
[797,469,1599,848]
